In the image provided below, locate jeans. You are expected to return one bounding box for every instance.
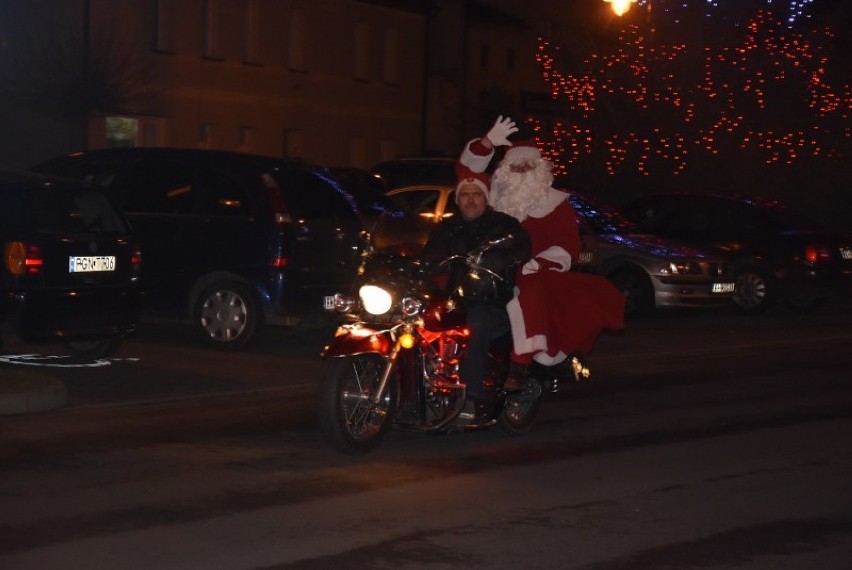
[458,304,510,400]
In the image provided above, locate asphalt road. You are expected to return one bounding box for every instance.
[1,299,851,568]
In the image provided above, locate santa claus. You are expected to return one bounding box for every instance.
[458,116,625,389]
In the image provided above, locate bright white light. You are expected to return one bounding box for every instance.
[359,285,393,315]
[604,0,638,16]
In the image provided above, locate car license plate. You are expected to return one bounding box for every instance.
[711,282,735,294]
[841,247,852,261]
[69,256,116,273]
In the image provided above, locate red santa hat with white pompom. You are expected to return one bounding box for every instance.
[454,165,491,203]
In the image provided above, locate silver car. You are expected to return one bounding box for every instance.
[569,191,735,316]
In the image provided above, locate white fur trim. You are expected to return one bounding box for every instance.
[535,245,572,272]
[507,295,549,356]
[533,351,567,366]
[459,139,494,174]
[505,145,541,162]
[455,177,489,202]
[527,187,568,219]
[521,258,540,275]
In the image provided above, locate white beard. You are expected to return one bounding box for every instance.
[490,159,555,222]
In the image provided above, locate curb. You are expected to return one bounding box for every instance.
[0,367,68,415]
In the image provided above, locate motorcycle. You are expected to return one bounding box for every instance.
[317,237,590,454]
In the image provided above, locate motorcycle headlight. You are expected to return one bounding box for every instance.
[359,284,393,315]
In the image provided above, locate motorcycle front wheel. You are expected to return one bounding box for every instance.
[317,354,393,454]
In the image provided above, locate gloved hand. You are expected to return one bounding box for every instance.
[485,115,518,147]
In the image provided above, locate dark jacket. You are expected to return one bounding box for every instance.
[421,207,531,306]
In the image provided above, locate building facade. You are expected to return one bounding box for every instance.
[0,0,548,170]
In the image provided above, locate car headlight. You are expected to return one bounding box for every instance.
[359,284,393,315]
[661,261,701,275]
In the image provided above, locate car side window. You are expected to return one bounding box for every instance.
[388,189,441,221]
[275,169,359,221]
[33,187,128,236]
[198,167,254,217]
[38,157,121,189]
[125,159,195,215]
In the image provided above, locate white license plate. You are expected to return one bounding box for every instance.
[841,247,852,261]
[69,256,116,273]
[712,282,736,294]
[323,295,336,311]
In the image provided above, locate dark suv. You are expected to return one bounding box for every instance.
[1,170,143,360]
[621,193,852,313]
[33,149,368,349]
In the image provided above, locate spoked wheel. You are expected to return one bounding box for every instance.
[499,380,542,436]
[317,354,393,454]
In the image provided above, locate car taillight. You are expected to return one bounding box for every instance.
[805,244,832,264]
[271,256,287,268]
[264,179,292,225]
[4,241,43,275]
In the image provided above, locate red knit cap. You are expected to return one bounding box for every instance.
[455,166,491,203]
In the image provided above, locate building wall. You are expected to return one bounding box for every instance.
[0,0,430,169]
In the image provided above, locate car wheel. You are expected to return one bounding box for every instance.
[193,280,259,350]
[608,268,653,318]
[733,267,776,314]
[64,337,123,363]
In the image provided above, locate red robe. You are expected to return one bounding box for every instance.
[507,192,625,364]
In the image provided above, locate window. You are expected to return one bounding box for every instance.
[282,129,303,158]
[33,188,128,236]
[199,123,214,147]
[199,167,253,217]
[388,189,442,220]
[349,137,367,169]
[239,126,255,151]
[152,0,175,52]
[243,0,260,63]
[354,22,370,81]
[383,28,400,84]
[274,169,359,221]
[202,0,222,59]
[125,159,195,215]
[288,8,305,71]
[106,116,165,148]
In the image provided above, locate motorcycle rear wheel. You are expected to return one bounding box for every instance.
[318,354,393,454]
[498,385,542,435]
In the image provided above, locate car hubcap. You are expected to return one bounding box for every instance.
[735,272,766,309]
[200,290,247,341]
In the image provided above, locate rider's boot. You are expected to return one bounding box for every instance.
[504,361,529,392]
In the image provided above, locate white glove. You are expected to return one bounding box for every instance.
[485,115,518,147]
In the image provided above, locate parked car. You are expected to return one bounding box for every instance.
[380,184,460,256]
[568,191,735,316]
[386,184,738,315]
[32,149,369,350]
[324,167,412,252]
[1,170,143,361]
[620,193,852,313]
[371,157,456,190]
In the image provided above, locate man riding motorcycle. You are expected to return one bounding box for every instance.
[420,165,531,422]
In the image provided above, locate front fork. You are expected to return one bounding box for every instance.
[371,338,403,406]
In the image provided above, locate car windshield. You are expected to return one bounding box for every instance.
[568,192,637,235]
[32,187,129,236]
